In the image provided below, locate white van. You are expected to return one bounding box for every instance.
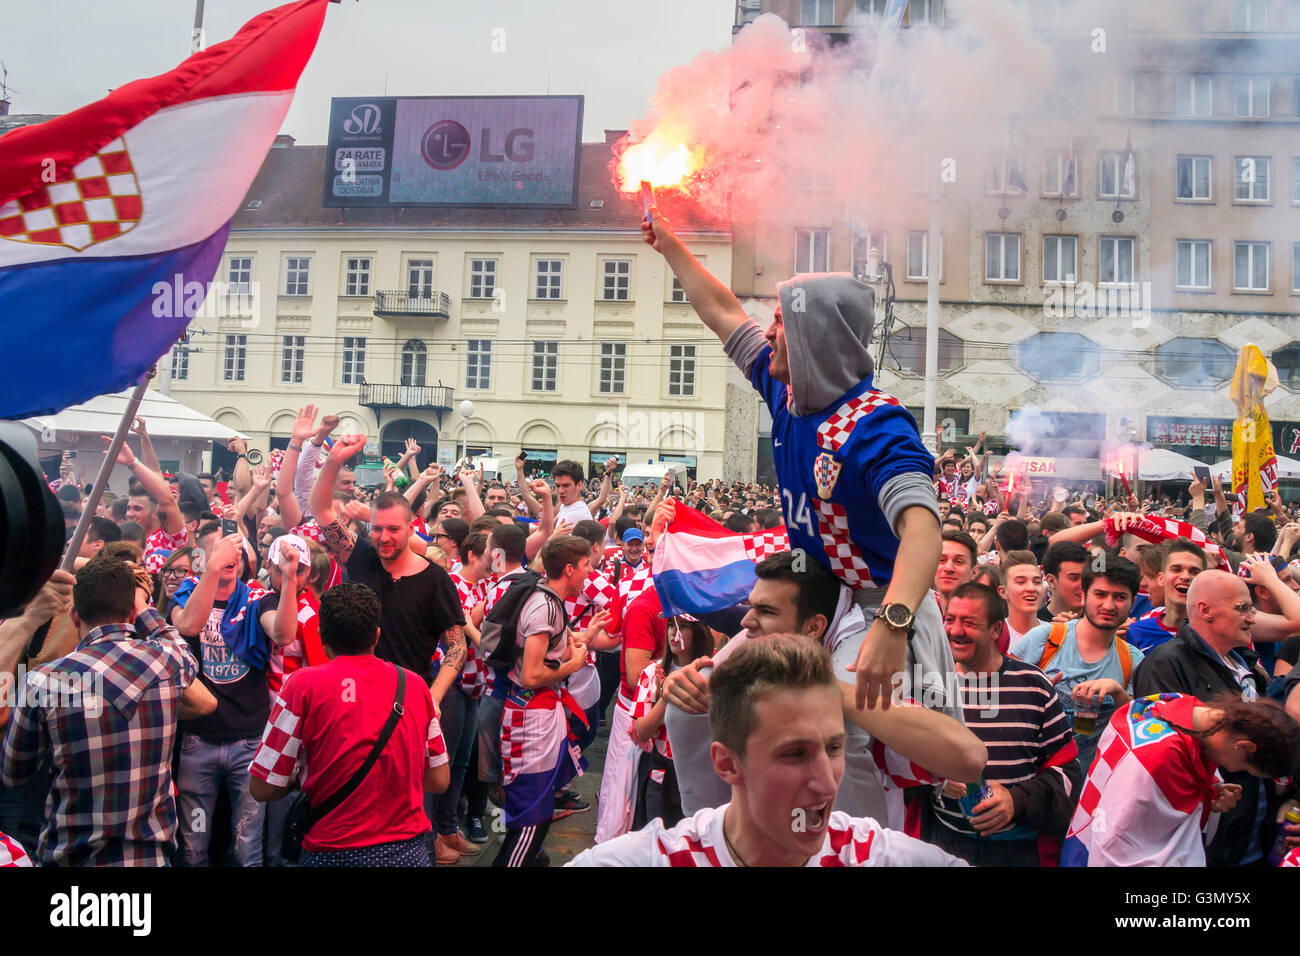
[468,456,517,487]
[620,461,687,492]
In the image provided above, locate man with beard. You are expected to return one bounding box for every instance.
[1010,558,1144,772]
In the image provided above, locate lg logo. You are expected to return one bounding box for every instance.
[422,120,472,170]
[342,103,383,136]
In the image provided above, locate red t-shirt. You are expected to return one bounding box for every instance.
[619,588,667,699]
[249,655,448,852]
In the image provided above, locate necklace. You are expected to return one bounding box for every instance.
[722,817,749,867]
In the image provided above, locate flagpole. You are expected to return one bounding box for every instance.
[59,369,155,572]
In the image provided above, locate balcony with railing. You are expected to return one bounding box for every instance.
[358,383,454,411]
[374,290,452,319]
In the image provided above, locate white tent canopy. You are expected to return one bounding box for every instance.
[1136,447,1205,481]
[21,389,245,443]
[1210,456,1300,480]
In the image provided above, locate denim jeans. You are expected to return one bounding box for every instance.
[427,686,476,836]
[176,735,265,867]
[476,694,505,784]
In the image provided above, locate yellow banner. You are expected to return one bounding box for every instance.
[1229,344,1279,518]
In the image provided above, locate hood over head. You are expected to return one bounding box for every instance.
[776,273,876,416]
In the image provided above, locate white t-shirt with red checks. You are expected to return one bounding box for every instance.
[566,803,967,867]
[449,570,489,698]
[628,661,672,760]
[248,655,447,853]
[144,526,188,573]
[0,831,32,867]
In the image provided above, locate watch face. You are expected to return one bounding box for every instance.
[884,604,911,628]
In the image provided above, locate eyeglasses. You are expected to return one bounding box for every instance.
[162,568,190,578]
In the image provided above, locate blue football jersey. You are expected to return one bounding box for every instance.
[750,343,934,588]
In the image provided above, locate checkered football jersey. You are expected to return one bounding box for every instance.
[566,803,968,867]
[0,138,141,249]
[0,832,32,867]
[1282,846,1300,868]
[564,569,617,630]
[144,526,188,574]
[1062,694,1215,867]
[748,343,933,591]
[628,661,671,759]
[449,571,489,697]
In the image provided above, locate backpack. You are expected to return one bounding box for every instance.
[479,570,568,671]
[1037,620,1133,687]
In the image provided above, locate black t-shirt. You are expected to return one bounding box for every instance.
[1279,635,1300,668]
[184,597,272,741]
[345,537,465,683]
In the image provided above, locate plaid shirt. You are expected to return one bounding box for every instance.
[0,607,199,866]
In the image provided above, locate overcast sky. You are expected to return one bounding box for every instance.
[3,0,736,142]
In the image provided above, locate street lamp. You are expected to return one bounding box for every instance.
[458,399,474,463]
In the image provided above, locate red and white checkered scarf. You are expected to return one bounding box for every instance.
[1102,515,1227,566]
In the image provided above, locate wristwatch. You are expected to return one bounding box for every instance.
[873,602,916,637]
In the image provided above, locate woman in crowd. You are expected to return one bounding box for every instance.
[152,547,195,621]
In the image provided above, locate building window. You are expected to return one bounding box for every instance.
[407,259,433,299]
[227,257,253,295]
[223,334,247,382]
[1043,151,1078,197]
[469,258,498,299]
[1099,151,1136,198]
[1293,243,1300,293]
[1176,155,1212,200]
[1042,235,1078,284]
[284,257,311,296]
[1176,75,1213,117]
[669,344,697,397]
[344,257,371,296]
[401,339,427,387]
[797,167,832,190]
[1234,241,1270,290]
[1231,0,1266,31]
[341,336,366,385]
[534,258,563,299]
[852,230,888,278]
[601,259,632,301]
[794,229,830,274]
[856,0,888,14]
[886,328,963,375]
[800,0,834,25]
[170,343,189,382]
[906,230,943,280]
[1154,338,1236,387]
[985,154,1026,194]
[598,342,627,394]
[1112,74,1136,115]
[669,275,689,303]
[466,339,492,389]
[910,0,943,24]
[531,341,558,391]
[1234,77,1270,118]
[1176,240,1213,290]
[1018,332,1101,383]
[1100,236,1135,285]
[1234,156,1271,201]
[985,233,1021,282]
[280,335,305,384]
[1277,343,1300,388]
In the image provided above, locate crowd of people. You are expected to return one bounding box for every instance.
[2,207,1300,869]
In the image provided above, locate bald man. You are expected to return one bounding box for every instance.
[1132,567,1275,867]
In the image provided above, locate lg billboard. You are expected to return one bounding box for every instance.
[323,95,584,208]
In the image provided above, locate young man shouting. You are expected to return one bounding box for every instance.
[568,636,967,867]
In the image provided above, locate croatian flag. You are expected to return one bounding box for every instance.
[652,499,790,618]
[0,0,330,418]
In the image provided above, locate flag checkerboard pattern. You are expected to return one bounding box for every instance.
[0,140,142,250]
[816,392,900,455]
[812,500,875,589]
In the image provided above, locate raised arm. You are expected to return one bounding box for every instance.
[642,208,747,345]
[172,534,243,636]
[839,686,987,785]
[227,437,252,497]
[276,412,307,530]
[131,417,163,475]
[524,479,555,560]
[591,457,617,514]
[515,454,541,517]
[109,437,183,536]
[310,434,368,562]
[457,466,485,522]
